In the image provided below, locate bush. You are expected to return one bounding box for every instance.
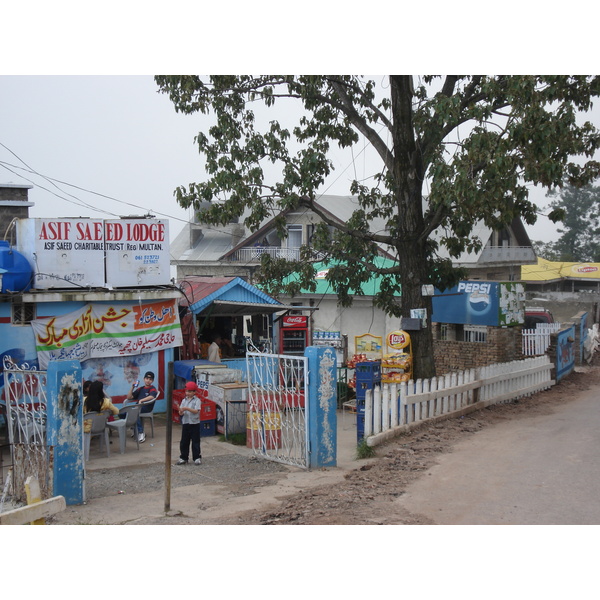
[356,438,376,459]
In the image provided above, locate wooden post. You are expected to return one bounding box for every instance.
[164,361,174,513]
[25,476,45,525]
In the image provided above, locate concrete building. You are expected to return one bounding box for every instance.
[0,184,182,416]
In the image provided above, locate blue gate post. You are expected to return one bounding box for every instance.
[46,360,85,505]
[555,325,576,382]
[305,346,337,468]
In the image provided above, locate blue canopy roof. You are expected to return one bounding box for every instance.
[179,276,287,316]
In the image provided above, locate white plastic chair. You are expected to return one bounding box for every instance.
[342,399,357,430]
[140,396,158,437]
[107,405,141,454]
[83,411,110,460]
[139,393,160,438]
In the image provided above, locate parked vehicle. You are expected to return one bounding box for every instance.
[524,307,555,329]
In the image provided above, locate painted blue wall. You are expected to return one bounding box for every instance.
[579,313,588,363]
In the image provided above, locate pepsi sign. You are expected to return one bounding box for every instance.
[432,281,500,325]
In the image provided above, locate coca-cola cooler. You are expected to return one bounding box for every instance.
[279,315,308,355]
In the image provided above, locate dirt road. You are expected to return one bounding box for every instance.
[398,370,600,525]
[49,363,600,525]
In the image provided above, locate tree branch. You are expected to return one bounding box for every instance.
[327,79,395,172]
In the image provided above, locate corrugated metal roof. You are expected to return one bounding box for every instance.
[283,257,401,297]
[521,257,600,282]
[178,276,284,315]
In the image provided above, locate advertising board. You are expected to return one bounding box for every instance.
[431,281,524,326]
[16,218,170,289]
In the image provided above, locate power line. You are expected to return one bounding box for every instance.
[0,157,189,224]
[0,162,121,217]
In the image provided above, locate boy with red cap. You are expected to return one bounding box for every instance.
[177,381,202,465]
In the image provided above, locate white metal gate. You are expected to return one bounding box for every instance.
[2,358,49,504]
[246,352,309,469]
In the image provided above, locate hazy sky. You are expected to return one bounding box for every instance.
[0,75,388,247]
[1,75,598,253]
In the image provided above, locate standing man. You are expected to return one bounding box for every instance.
[126,370,158,443]
[208,333,222,363]
[177,381,202,465]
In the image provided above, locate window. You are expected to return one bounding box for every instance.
[439,323,457,341]
[463,325,487,343]
[286,225,303,249]
[12,301,35,325]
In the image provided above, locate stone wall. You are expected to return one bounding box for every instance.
[432,323,523,375]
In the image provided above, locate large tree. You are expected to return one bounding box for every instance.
[535,182,600,261]
[155,75,600,379]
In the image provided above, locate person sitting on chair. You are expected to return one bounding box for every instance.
[125,371,158,443]
[83,380,119,433]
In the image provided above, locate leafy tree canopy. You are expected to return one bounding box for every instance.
[156,75,600,378]
[534,182,600,262]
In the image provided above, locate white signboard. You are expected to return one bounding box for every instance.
[104,219,170,287]
[16,218,170,289]
[17,218,106,288]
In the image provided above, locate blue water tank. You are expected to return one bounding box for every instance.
[0,241,33,293]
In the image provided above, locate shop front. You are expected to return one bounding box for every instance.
[177,276,314,364]
[174,276,314,439]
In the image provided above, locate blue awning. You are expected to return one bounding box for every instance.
[174,359,222,380]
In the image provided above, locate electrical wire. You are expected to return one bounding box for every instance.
[0,79,394,274]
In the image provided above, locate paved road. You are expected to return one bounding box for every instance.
[397,384,600,524]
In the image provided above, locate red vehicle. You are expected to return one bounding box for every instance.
[524,307,554,329]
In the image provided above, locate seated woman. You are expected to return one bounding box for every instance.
[83,380,119,433]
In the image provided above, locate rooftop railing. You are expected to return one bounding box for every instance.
[227,246,327,262]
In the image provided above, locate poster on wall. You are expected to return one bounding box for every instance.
[81,354,160,403]
[30,299,183,369]
[431,281,499,325]
[431,281,524,326]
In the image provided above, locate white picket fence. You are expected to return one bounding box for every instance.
[364,355,554,446]
[522,323,562,356]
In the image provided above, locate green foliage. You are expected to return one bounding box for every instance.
[537,183,600,262]
[531,240,563,261]
[156,75,600,378]
[356,438,377,459]
[218,433,246,446]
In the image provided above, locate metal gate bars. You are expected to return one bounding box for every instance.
[3,357,50,504]
[246,352,309,469]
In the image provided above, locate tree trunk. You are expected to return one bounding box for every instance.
[389,76,437,380]
[398,248,436,380]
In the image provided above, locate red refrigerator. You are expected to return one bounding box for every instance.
[279,315,309,355]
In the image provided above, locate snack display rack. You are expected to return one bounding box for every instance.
[381,330,413,383]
